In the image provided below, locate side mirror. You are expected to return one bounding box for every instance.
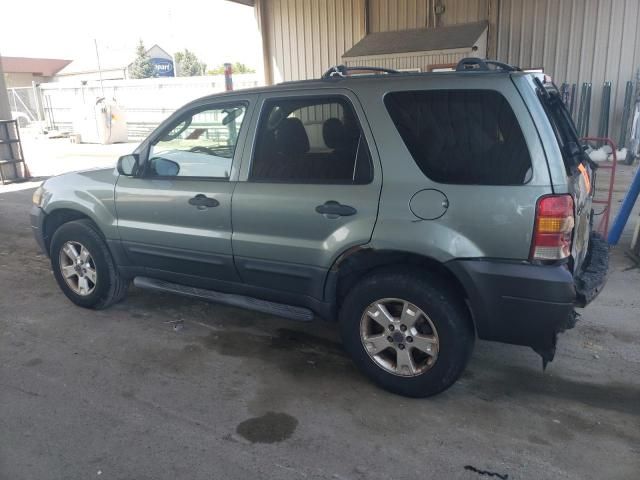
[117,154,139,176]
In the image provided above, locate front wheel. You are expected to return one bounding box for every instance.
[50,219,128,309]
[339,269,474,397]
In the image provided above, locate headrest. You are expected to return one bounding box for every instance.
[323,118,346,149]
[275,117,309,156]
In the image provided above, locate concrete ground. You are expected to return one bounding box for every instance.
[0,141,639,479]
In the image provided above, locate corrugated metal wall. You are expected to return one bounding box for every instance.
[259,0,640,138]
[260,0,366,82]
[367,0,489,31]
[259,0,490,83]
[368,0,437,31]
[496,0,640,138]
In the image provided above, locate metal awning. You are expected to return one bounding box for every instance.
[343,21,488,58]
[225,0,255,6]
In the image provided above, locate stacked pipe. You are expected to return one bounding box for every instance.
[576,82,592,137]
[597,81,612,141]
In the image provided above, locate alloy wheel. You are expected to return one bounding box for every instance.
[58,241,97,296]
[360,298,439,376]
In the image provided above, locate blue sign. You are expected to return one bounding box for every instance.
[150,58,174,77]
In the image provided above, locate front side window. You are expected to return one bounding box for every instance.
[250,96,372,184]
[148,103,247,178]
[385,90,532,185]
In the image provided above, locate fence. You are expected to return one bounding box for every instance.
[7,86,41,127]
[27,74,261,139]
[9,71,638,147]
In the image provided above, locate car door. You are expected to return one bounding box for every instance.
[115,97,254,284]
[231,90,382,300]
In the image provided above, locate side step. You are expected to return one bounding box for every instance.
[133,276,314,322]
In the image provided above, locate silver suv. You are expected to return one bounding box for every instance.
[31,59,608,397]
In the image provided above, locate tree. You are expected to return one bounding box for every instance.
[207,62,256,75]
[129,40,155,79]
[174,49,206,77]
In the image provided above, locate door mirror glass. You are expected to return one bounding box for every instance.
[149,158,180,177]
[117,154,139,176]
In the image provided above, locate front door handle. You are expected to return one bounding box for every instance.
[315,200,357,218]
[189,194,219,209]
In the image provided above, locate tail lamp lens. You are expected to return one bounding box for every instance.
[531,195,575,261]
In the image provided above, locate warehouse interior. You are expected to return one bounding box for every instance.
[231,0,640,140]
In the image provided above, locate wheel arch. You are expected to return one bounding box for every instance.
[43,208,102,254]
[325,248,475,331]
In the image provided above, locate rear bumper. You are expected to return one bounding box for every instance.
[30,205,47,255]
[447,234,608,362]
[574,233,609,307]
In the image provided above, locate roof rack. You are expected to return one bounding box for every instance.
[455,58,521,72]
[321,65,400,79]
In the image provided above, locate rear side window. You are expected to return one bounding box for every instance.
[250,96,373,184]
[536,84,585,173]
[384,90,532,185]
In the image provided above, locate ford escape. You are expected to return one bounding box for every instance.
[31,59,608,397]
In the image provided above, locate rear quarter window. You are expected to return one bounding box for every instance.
[384,90,532,185]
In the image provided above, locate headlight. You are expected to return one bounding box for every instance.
[32,185,44,206]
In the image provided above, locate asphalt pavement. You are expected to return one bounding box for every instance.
[1,181,639,480]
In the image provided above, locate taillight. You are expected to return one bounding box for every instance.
[530,195,575,261]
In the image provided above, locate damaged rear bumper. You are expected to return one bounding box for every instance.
[447,233,608,364]
[574,233,609,307]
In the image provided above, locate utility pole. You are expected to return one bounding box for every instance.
[0,51,12,120]
[94,39,105,97]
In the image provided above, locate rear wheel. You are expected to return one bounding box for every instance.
[339,269,474,397]
[50,219,128,309]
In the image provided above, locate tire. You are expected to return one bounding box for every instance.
[50,219,128,309]
[339,269,474,398]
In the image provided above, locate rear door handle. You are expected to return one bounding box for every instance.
[189,194,219,209]
[315,200,357,218]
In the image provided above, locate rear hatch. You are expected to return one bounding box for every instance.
[534,77,594,274]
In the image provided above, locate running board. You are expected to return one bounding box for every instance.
[133,276,314,322]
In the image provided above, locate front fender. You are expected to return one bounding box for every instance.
[41,168,119,239]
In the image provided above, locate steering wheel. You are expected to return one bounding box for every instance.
[189,145,216,155]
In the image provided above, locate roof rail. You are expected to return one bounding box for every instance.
[321,64,400,79]
[455,58,521,72]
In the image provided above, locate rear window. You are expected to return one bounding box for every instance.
[384,90,532,185]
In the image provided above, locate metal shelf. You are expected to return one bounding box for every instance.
[0,120,28,185]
